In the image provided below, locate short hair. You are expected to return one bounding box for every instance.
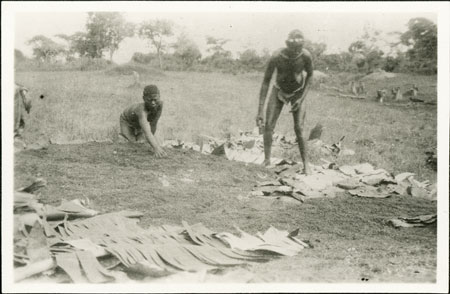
[143,85,160,96]
[287,30,304,40]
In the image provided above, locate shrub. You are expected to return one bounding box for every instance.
[104,62,164,76]
[15,57,113,72]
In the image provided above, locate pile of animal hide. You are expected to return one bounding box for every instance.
[14,180,310,283]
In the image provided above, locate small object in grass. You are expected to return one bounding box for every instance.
[376,89,387,103]
[308,123,323,141]
[340,149,355,156]
[348,186,391,198]
[256,172,268,179]
[425,151,437,171]
[18,178,47,194]
[409,97,424,103]
[391,86,403,101]
[159,176,170,187]
[407,186,429,198]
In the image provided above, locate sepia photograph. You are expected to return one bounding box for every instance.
[2,1,449,293]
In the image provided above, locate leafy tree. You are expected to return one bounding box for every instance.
[26,35,66,62]
[55,32,89,60]
[172,33,202,68]
[206,36,231,58]
[84,12,134,60]
[400,17,437,72]
[348,26,385,73]
[383,55,401,72]
[203,36,235,71]
[239,49,264,71]
[131,52,157,64]
[304,40,327,60]
[138,19,174,69]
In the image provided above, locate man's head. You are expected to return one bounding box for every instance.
[285,30,305,53]
[143,85,161,109]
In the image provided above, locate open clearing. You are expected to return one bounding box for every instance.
[14,70,437,283]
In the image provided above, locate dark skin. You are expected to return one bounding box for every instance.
[120,93,167,158]
[256,34,314,174]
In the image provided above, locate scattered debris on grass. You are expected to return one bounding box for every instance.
[387,214,437,228]
[250,160,437,202]
[164,128,355,164]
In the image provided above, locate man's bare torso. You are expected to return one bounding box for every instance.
[267,48,314,94]
[121,103,162,129]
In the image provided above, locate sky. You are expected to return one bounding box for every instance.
[14,7,437,64]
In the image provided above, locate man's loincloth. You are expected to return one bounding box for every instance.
[273,83,305,105]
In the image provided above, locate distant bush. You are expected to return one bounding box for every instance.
[15,49,27,62]
[68,58,114,71]
[15,57,114,72]
[131,52,157,64]
[104,62,164,76]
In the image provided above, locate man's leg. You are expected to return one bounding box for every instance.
[263,88,284,166]
[119,117,137,142]
[292,97,311,175]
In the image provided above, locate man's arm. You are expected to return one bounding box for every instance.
[149,103,163,135]
[257,58,276,122]
[137,107,165,157]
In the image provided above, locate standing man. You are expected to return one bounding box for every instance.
[14,83,32,139]
[256,30,314,174]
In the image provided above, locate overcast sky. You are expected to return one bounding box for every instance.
[14,10,437,64]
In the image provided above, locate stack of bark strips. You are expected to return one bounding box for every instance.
[14,180,309,283]
[251,161,437,202]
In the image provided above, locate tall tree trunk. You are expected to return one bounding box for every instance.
[109,50,114,62]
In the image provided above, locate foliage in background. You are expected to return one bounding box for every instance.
[85,12,135,60]
[26,35,66,63]
[400,18,437,74]
[17,13,437,75]
[172,33,202,69]
[138,19,174,69]
[15,57,114,72]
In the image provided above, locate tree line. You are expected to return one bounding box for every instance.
[18,12,437,74]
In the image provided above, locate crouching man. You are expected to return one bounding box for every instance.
[120,85,167,158]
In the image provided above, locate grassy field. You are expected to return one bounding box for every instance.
[13,69,438,283]
[16,69,437,181]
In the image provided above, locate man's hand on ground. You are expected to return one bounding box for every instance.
[154,147,167,158]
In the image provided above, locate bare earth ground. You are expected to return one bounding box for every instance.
[15,143,436,283]
[13,69,437,283]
